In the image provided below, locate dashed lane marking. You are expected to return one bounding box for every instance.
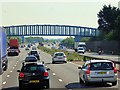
[10,70,12,73]
[7,75,10,78]
[2,81,6,85]
[118,78,120,81]
[13,67,15,69]
[52,73,56,76]
[58,79,63,82]
[14,65,16,67]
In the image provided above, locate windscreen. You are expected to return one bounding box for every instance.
[31,51,37,55]
[25,57,37,61]
[90,62,113,70]
[55,53,64,56]
[22,65,45,72]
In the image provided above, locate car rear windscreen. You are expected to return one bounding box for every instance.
[31,51,37,54]
[22,65,45,72]
[55,53,64,56]
[90,62,113,70]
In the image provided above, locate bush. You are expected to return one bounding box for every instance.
[38,45,83,61]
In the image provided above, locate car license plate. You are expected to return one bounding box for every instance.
[97,72,106,74]
[29,80,40,83]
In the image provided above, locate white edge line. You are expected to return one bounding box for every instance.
[7,75,10,77]
[2,81,6,85]
[58,79,63,82]
[52,73,56,76]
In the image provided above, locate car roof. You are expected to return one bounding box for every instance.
[26,55,37,58]
[86,60,112,63]
[31,49,37,51]
[54,52,64,54]
[23,62,44,66]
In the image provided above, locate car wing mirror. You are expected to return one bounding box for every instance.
[17,70,20,72]
[78,66,82,69]
[42,61,44,64]
[46,68,50,71]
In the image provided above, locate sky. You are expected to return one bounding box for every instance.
[0,0,119,39]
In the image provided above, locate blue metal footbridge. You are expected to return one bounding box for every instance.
[3,24,99,43]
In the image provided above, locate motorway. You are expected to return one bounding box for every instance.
[1,48,119,90]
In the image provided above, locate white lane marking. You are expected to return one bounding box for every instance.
[13,67,15,69]
[45,66,47,67]
[58,79,63,82]
[14,65,16,67]
[52,73,56,76]
[7,75,10,78]
[10,70,12,73]
[2,81,6,85]
[118,78,120,81]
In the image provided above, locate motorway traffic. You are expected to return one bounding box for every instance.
[2,46,119,90]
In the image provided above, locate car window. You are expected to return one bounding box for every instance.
[25,57,36,61]
[90,62,113,70]
[82,63,89,69]
[31,51,38,54]
[22,65,45,72]
[55,53,64,56]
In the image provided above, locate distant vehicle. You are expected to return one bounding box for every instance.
[0,28,8,74]
[25,47,29,50]
[20,45,24,48]
[52,52,67,64]
[74,42,86,52]
[17,62,50,89]
[27,44,31,48]
[78,60,117,86]
[25,55,38,62]
[58,45,67,51]
[8,39,20,56]
[77,47,85,54]
[39,43,44,47]
[32,46,37,50]
[28,50,40,60]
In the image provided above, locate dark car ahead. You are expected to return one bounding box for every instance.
[28,50,40,60]
[17,62,50,89]
[25,55,38,62]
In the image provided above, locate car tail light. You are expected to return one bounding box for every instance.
[54,56,57,58]
[114,67,117,73]
[44,72,49,76]
[112,62,117,73]
[86,65,90,74]
[63,56,66,58]
[19,72,24,78]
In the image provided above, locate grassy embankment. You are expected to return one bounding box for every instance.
[38,46,84,61]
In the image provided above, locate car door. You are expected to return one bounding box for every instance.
[80,63,87,81]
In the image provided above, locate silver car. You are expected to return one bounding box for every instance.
[52,52,67,64]
[78,60,117,86]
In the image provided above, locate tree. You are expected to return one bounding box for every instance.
[113,15,120,40]
[60,37,74,48]
[97,5,120,40]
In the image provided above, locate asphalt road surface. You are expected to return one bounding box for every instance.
[1,48,119,90]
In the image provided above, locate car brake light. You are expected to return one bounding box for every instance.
[114,67,117,73]
[44,72,49,76]
[86,65,90,74]
[19,72,24,78]
[63,56,66,58]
